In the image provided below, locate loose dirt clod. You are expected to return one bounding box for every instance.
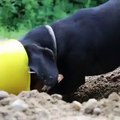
[10,99,28,111]
[83,98,98,114]
[93,107,101,115]
[71,101,82,111]
[0,91,9,99]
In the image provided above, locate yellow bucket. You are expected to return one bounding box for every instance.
[0,39,30,94]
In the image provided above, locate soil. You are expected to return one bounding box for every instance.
[1,68,120,120]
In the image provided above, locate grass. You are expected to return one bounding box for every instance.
[0,27,29,40]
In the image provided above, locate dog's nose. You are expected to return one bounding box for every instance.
[41,76,57,92]
[44,76,58,87]
[41,74,64,92]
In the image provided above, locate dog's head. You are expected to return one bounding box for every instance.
[24,43,59,91]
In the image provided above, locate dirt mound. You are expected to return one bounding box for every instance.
[73,67,120,102]
[0,90,120,120]
[0,68,120,120]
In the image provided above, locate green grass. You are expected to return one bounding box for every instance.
[0,27,29,40]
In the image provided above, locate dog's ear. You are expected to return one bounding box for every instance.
[24,44,58,87]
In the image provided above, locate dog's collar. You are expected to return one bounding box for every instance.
[45,25,57,59]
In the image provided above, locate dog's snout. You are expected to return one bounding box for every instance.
[43,75,58,87]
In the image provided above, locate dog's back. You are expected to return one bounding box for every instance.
[51,0,120,76]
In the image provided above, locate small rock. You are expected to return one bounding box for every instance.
[108,92,120,101]
[83,98,98,114]
[114,116,120,120]
[0,91,9,99]
[93,107,101,115]
[71,101,82,111]
[37,110,51,120]
[51,94,62,100]
[10,99,28,111]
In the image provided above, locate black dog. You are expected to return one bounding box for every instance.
[20,0,120,95]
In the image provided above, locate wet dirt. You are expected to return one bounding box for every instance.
[72,67,120,103]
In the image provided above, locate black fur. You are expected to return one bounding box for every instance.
[20,0,120,95]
